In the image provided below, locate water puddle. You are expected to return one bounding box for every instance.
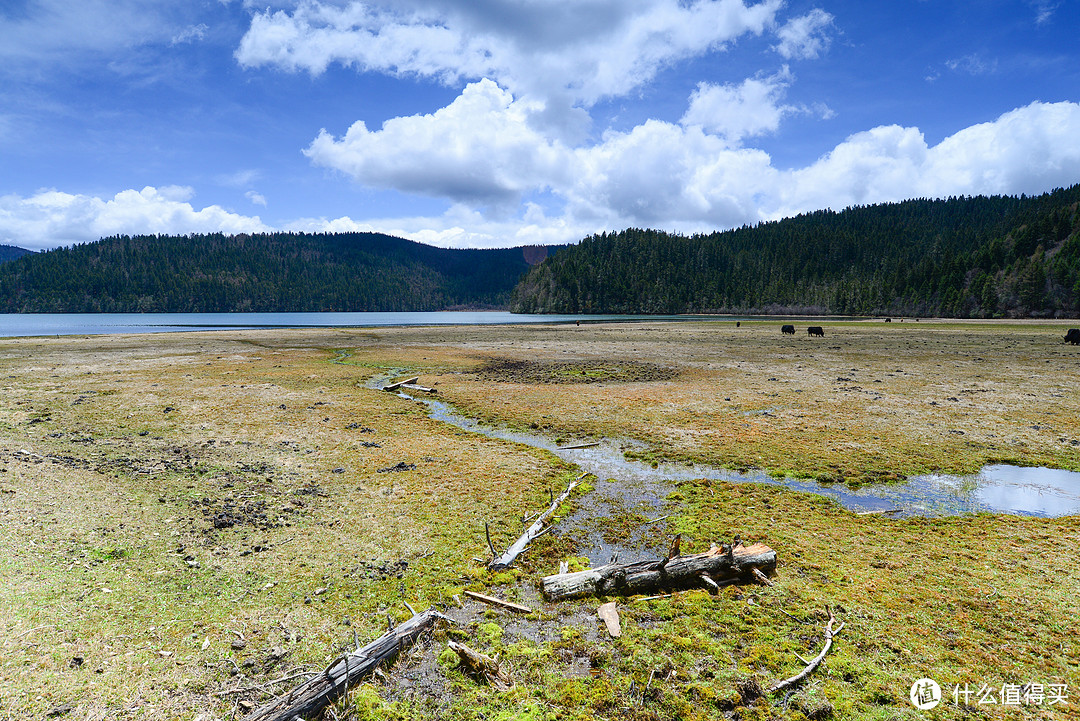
[370,373,1080,518]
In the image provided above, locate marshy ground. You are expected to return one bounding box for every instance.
[1,320,1077,720]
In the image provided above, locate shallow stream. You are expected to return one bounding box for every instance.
[372,373,1080,519]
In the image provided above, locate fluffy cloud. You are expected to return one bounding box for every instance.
[680,67,794,144]
[236,0,782,105]
[302,94,1080,243]
[776,101,1080,216]
[305,80,570,207]
[0,186,269,250]
[7,102,1078,251]
[772,8,834,60]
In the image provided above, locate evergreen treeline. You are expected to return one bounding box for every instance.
[0,232,553,313]
[510,185,1080,317]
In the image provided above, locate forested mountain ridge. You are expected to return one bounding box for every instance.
[0,232,555,313]
[510,185,1080,317]
[0,245,33,264]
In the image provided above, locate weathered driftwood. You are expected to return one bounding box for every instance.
[462,590,533,614]
[447,641,512,690]
[399,383,437,394]
[241,608,445,721]
[541,540,777,601]
[768,606,844,693]
[488,478,581,571]
[381,377,419,392]
[597,601,621,638]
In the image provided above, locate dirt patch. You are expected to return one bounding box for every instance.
[472,358,677,384]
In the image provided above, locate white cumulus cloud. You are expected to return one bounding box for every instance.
[775,101,1080,216]
[0,186,270,251]
[236,0,782,106]
[301,93,1080,244]
[304,79,570,208]
[681,66,794,145]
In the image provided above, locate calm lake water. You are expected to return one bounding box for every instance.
[0,311,766,338]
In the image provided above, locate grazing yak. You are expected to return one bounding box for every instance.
[807,326,825,337]
[1065,328,1080,345]
[781,324,795,335]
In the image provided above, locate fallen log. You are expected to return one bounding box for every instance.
[240,608,445,721]
[488,478,581,571]
[541,540,777,601]
[399,383,437,394]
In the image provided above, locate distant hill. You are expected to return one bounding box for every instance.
[0,232,558,313]
[511,185,1080,318]
[0,245,33,264]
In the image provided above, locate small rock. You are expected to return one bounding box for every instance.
[231,639,247,650]
[45,705,72,718]
[69,656,84,668]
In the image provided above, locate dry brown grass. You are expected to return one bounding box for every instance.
[0,329,574,719]
[1,320,1077,720]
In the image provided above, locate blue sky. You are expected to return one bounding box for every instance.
[1,0,1078,250]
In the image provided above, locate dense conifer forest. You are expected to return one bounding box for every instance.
[0,232,554,312]
[510,185,1080,317]
[3,187,1078,316]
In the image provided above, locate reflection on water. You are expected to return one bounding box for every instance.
[376,375,1080,518]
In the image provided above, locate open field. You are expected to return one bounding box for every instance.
[1,320,1078,720]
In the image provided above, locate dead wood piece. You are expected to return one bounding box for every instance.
[399,383,437,394]
[597,601,622,638]
[240,608,445,721]
[557,441,601,450]
[448,641,512,690]
[488,481,579,570]
[751,567,774,587]
[768,606,844,693]
[462,590,532,614]
[541,540,777,601]
[381,377,419,392]
[856,508,903,516]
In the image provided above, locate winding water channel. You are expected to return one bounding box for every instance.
[374,374,1080,519]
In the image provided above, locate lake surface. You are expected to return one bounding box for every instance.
[0,311,852,338]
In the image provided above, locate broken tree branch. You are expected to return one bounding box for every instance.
[488,480,580,571]
[448,641,512,690]
[541,539,777,601]
[768,606,844,693]
[240,608,446,721]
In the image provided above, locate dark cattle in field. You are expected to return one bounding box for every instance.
[884,318,892,323]
[1065,328,1080,344]
[781,324,795,335]
[807,326,825,337]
